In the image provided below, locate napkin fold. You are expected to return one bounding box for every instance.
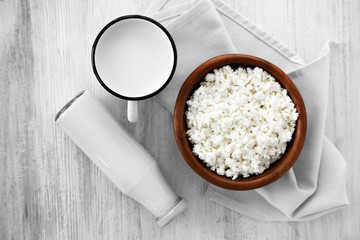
[146,0,349,221]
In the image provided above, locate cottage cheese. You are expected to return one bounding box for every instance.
[186,66,298,179]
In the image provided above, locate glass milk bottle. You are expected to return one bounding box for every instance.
[55,90,187,227]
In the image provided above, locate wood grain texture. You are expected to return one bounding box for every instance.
[0,0,359,239]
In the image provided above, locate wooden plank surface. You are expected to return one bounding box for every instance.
[0,0,359,239]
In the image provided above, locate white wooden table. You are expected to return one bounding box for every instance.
[1,0,359,239]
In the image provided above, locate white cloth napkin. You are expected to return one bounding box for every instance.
[146,0,349,221]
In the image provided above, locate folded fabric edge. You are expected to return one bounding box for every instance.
[211,0,306,67]
[148,1,197,23]
[204,185,284,221]
[287,41,340,75]
[288,42,332,190]
[145,0,168,15]
[291,136,349,218]
[205,185,349,222]
[159,0,214,34]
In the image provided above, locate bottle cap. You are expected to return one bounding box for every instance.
[156,197,187,227]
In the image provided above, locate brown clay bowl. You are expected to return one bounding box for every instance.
[173,54,307,190]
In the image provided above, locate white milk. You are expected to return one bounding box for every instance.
[94,18,175,98]
[55,90,186,227]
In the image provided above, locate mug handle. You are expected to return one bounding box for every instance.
[127,101,138,122]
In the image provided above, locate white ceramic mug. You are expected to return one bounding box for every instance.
[55,90,186,227]
[92,15,177,122]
